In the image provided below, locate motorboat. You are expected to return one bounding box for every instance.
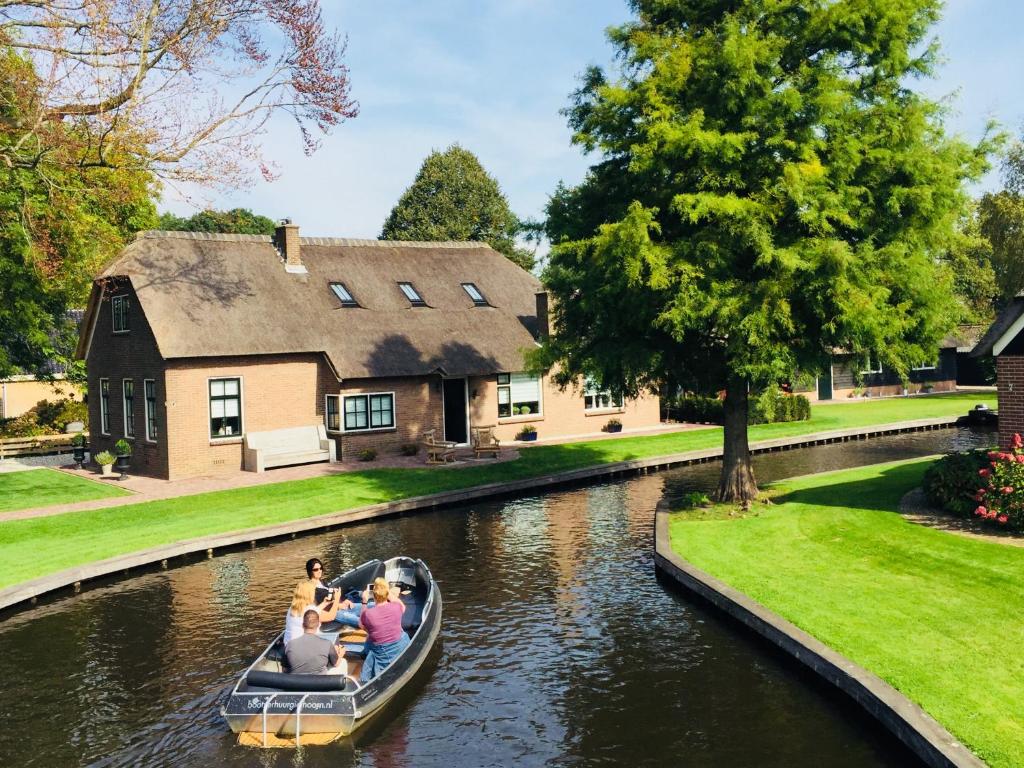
[221,556,441,747]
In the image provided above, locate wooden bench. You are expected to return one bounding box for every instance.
[422,429,456,465]
[243,425,336,472]
[470,425,501,459]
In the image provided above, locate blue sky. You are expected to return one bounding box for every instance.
[165,0,1024,239]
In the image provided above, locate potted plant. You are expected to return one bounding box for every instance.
[114,438,132,479]
[515,424,538,442]
[95,451,115,477]
[603,418,623,433]
[71,432,87,468]
[922,380,935,394]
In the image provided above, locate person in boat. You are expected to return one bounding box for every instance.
[359,577,410,683]
[306,557,363,628]
[284,579,342,645]
[285,609,347,675]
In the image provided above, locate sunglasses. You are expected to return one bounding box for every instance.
[312,565,323,572]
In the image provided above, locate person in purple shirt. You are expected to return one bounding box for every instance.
[358,577,410,683]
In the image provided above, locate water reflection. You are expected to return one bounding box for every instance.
[0,428,991,767]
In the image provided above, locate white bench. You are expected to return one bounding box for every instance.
[243,425,336,472]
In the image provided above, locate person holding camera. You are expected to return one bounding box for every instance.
[358,577,410,683]
[284,579,343,645]
[305,557,363,627]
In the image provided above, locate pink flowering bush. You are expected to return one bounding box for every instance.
[973,433,1024,529]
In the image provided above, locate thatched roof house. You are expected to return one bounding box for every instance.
[78,223,660,479]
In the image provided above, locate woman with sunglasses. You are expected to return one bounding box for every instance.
[305,557,362,627]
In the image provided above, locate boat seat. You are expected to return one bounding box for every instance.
[246,669,358,692]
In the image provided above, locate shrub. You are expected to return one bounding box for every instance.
[923,449,991,518]
[399,443,419,456]
[749,389,811,425]
[669,394,724,424]
[94,451,115,466]
[71,432,86,447]
[972,435,1024,529]
[676,491,711,509]
[357,448,377,462]
[515,424,537,440]
[0,398,89,438]
[114,439,132,456]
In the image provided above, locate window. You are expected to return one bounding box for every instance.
[100,378,110,435]
[144,379,158,441]
[122,379,135,438]
[912,361,936,371]
[209,378,242,438]
[398,282,426,306]
[859,358,882,375]
[329,282,359,307]
[342,392,395,431]
[498,373,541,418]
[583,379,623,411]
[325,395,341,431]
[462,282,488,306]
[112,295,130,332]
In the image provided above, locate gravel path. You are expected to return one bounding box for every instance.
[898,487,1024,547]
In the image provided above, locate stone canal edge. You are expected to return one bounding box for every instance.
[653,508,985,768]
[0,416,966,617]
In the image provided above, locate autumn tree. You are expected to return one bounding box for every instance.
[381,145,535,271]
[158,208,277,235]
[0,1,357,374]
[537,0,990,503]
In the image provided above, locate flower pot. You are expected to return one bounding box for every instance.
[100,463,113,477]
[607,424,623,433]
[519,433,537,442]
[73,446,86,467]
[115,454,130,479]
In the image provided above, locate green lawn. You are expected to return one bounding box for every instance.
[0,468,129,514]
[668,459,1024,768]
[0,391,994,591]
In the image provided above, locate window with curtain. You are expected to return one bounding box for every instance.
[210,378,242,438]
[498,373,541,417]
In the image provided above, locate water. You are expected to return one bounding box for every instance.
[0,427,994,767]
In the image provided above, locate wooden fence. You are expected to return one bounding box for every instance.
[0,433,86,460]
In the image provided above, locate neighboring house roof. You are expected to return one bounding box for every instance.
[76,231,543,379]
[971,295,1024,357]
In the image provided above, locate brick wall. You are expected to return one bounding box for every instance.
[468,372,661,443]
[86,281,169,477]
[164,353,328,479]
[998,355,1024,448]
[333,376,443,459]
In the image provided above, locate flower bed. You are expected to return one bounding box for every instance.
[973,434,1024,528]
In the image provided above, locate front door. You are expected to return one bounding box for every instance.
[442,378,468,444]
[817,369,833,401]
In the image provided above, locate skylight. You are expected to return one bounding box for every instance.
[398,282,426,306]
[462,282,488,306]
[330,282,359,307]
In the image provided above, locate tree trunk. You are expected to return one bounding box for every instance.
[717,373,758,505]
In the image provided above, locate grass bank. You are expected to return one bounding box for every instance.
[668,459,1024,768]
[0,391,993,590]
[0,469,128,514]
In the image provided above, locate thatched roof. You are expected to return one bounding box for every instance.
[77,231,543,379]
[972,296,1024,357]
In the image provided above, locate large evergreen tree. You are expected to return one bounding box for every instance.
[979,141,1024,304]
[381,145,534,270]
[537,0,990,503]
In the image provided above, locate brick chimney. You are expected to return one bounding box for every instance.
[535,291,550,340]
[275,218,305,273]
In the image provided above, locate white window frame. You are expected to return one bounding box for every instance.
[208,376,244,440]
[325,394,341,433]
[397,282,426,305]
[340,391,396,433]
[111,295,130,333]
[99,378,110,435]
[583,378,624,412]
[497,372,544,419]
[911,361,937,371]
[122,378,135,438]
[859,358,882,375]
[329,282,359,307]
[462,282,488,306]
[144,379,158,442]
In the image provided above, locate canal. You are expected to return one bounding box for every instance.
[0,427,994,767]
